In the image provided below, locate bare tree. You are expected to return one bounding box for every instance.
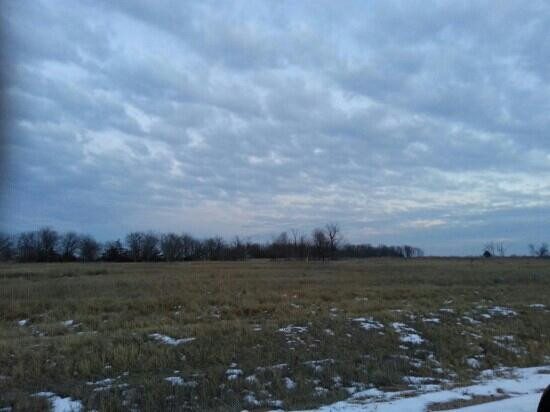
[273,231,289,260]
[299,234,311,261]
[102,240,126,261]
[214,236,226,260]
[231,236,247,260]
[60,232,80,261]
[414,247,424,257]
[181,233,195,259]
[79,235,100,262]
[16,231,39,262]
[312,228,328,261]
[496,242,506,257]
[141,232,160,261]
[483,242,496,257]
[290,228,301,258]
[38,227,59,262]
[0,233,13,261]
[160,233,184,261]
[204,237,220,260]
[126,232,144,261]
[37,227,59,261]
[326,223,342,259]
[529,243,549,258]
[403,245,415,258]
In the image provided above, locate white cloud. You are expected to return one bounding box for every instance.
[2,0,550,254]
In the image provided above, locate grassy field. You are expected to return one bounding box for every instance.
[0,258,549,411]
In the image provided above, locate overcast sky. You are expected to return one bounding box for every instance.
[2,1,550,255]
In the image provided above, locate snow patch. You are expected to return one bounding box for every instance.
[164,376,197,387]
[149,333,195,346]
[243,393,260,406]
[352,317,384,331]
[297,366,550,411]
[304,359,335,373]
[391,322,424,344]
[466,358,481,369]
[32,392,83,412]
[278,325,308,334]
[314,386,329,396]
[267,399,284,407]
[256,363,288,372]
[284,377,296,390]
[226,368,243,380]
[487,306,517,317]
[245,374,257,383]
[86,378,114,387]
[462,316,481,325]
[165,376,183,385]
[493,335,525,354]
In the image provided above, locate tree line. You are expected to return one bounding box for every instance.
[482,241,549,258]
[0,224,424,263]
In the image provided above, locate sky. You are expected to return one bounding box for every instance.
[1,1,550,255]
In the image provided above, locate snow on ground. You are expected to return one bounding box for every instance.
[148,333,195,346]
[226,365,243,380]
[32,392,83,412]
[314,387,329,396]
[462,316,480,325]
[164,376,184,385]
[244,392,261,406]
[466,358,481,369]
[279,325,309,349]
[256,363,288,372]
[303,359,335,373]
[246,374,258,383]
[391,322,424,344]
[297,366,550,412]
[492,335,526,355]
[86,378,115,387]
[278,325,308,334]
[352,317,384,331]
[487,306,517,317]
[284,377,297,390]
[163,376,197,387]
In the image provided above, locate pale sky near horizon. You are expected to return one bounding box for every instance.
[1,1,550,255]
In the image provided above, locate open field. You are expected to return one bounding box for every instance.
[0,259,549,411]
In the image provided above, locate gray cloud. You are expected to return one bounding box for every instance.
[1,0,550,255]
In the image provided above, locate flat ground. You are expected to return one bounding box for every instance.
[0,259,549,411]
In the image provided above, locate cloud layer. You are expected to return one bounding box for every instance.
[2,0,550,255]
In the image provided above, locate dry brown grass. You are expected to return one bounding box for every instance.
[0,258,549,411]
